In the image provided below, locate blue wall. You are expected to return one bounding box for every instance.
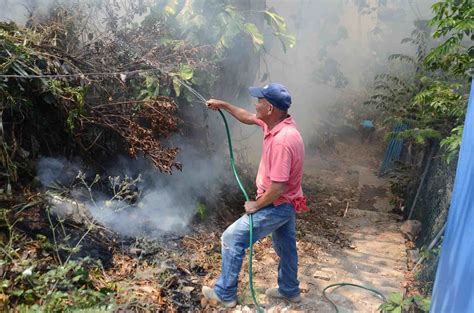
[430,79,474,312]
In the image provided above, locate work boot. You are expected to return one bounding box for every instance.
[265,288,301,303]
[202,286,237,308]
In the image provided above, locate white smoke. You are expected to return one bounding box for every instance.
[36,139,234,237]
[232,0,436,164]
[37,157,83,187]
[0,0,57,24]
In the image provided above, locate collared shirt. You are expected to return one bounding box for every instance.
[255,115,308,213]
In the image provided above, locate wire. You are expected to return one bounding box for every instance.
[0,68,161,79]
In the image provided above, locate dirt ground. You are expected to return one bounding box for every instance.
[8,127,411,312]
[19,128,406,311]
[188,130,408,312]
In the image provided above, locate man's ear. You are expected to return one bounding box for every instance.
[267,104,274,115]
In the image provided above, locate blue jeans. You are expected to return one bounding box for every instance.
[214,203,300,301]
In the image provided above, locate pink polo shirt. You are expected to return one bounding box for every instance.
[255,116,308,213]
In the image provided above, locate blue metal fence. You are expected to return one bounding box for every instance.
[379,124,408,176]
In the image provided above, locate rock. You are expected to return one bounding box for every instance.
[313,271,331,281]
[300,281,309,293]
[129,247,143,255]
[208,298,219,307]
[47,194,93,225]
[200,297,208,308]
[400,220,422,241]
[181,286,194,295]
[407,249,419,263]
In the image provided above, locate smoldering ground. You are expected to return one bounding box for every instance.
[37,138,235,237]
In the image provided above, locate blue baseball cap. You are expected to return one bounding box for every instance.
[249,83,291,111]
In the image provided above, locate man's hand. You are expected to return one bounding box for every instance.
[244,201,259,214]
[206,99,258,125]
[206,99,228,111]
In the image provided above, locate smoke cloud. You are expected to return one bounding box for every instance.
[37,157,83,188]
[37,138,233,237]
[231,0,436,164]
[12,0,438,236]
[0,0,58,23]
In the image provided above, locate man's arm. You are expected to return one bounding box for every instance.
[245,181,287,213]
[206,99,258,125]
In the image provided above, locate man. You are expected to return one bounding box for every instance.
[359,119,375,143]
[202,83,307,307]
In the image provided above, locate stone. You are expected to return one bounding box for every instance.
[208,298,219,307]
[181,286,194,294]
[47,194,93,225]
[407,249,419,263]
[400,220,422,241]
[129,248,143,255]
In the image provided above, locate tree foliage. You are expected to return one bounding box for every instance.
[425,0,474,75]
[366,0,472,163]
[0,0,295,190]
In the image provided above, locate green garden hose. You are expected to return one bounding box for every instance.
[322,283,387,313]
[219,109,263,313]
[176,79,262,312]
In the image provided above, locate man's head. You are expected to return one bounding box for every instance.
[249,83,291,121]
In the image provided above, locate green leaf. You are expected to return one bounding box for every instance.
[138,89,149,100]
[164,0,179,16]
[388,293,403,304]
[244,23,264,48]
[263,10,296,52]
[178,65,193,81]
[264,10,287,32]
[153,81,160,97]
[11,289,24,297]
[1,280,10,289]
[419,297,431,311]
[173,77,181,97]
[72,275,83,282]
[275,32,296,52]
[224,5,241,20]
